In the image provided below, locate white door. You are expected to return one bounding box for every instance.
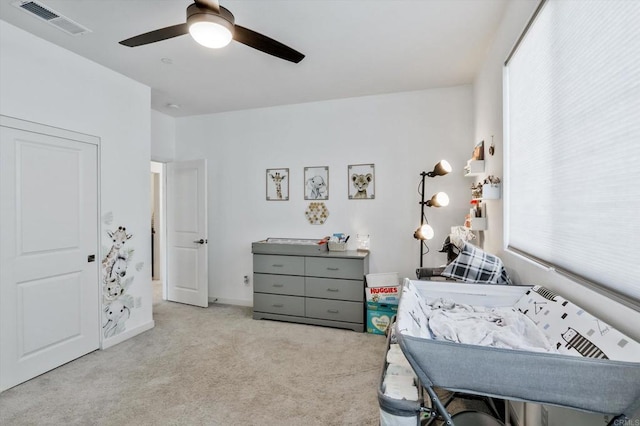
[0,118,99,391]
[166,160,208,307]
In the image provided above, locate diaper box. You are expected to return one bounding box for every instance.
[366,302,398,335]
[365,272,400,304]
[365,286,400,304]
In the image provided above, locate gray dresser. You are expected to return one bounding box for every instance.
[252,248,369,332]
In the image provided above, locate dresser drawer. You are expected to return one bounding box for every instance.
[305,298,363,323]
[254,273,304,296]
[305,257,364,280]
[305,277,363,302]
[253,254,304,276]
[253,293,304,316]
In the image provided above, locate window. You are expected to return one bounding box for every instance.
[504,0,640,308]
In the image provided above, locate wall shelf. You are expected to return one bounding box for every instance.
[470,216,487,231]
[481,183,501,200]
[464,160,485,177]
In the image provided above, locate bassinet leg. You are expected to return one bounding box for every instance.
[424,386,454,425]
[503,401,510,426]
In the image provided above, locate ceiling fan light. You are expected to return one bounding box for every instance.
[189,21,233,48]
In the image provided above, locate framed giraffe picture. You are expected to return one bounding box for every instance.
[266,168,289,201]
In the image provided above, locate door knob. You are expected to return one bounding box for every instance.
[193,239,207,244]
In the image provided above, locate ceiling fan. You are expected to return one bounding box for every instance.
[119,0,305,63]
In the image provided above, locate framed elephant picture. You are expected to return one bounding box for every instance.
[348,163,375,200]
[304,166,329,200]
[266,168,289,201]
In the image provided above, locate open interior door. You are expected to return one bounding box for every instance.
[166,159,208,307]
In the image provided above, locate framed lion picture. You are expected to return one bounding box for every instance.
[304,166,329,200]
[348,164,375,200]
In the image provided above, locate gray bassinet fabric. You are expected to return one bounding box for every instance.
[398,333,640,416]
[395,280,640,418]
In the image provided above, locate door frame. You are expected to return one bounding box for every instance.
[150,160,167,300]
[0,114,101,390]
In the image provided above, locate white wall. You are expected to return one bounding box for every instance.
[175,87,473,305]
[472,2,640,425]
[0,20,154,347]
[151,109,175,162]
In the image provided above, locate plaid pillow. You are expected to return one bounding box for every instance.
[441,242,512,285]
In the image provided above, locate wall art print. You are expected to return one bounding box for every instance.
[101,212,142,339]
[304,166,329,200]
[305,202,329,225]
[348,163,375,200]
[472,140,485,161]
[266,168,289,201]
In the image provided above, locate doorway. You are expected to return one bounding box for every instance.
[150,161,165,303]
[150,159,209,308]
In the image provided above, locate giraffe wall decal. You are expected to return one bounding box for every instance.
[102,226,131,281]
[101,225,136,338]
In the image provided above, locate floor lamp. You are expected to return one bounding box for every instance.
[414,160,451,267]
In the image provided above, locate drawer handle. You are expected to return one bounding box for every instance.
[327,309,340,314]
[327,267,339,271]
[272,264,284,267]
[272,284,284,288]
[272,304,284,308]
[326,288,339,292]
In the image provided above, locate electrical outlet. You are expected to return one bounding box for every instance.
[243,275,250,285]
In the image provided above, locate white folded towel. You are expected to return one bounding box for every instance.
[384,373,414,388]
[386,344,413,369]
[385,363,415,378]
[383,383,419,401]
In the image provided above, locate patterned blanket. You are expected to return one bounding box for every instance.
[441,242,512,285]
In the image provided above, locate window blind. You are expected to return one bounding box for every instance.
[504,0,640,306]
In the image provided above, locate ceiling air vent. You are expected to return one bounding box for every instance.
[12,0,91,36]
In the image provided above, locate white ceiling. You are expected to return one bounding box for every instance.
[0,0,508,117]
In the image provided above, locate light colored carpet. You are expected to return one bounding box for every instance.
[0,293,387,425]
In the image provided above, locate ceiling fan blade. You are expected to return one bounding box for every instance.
[194,0,220,13]
[119,23,189,47]
[233,25,305,63]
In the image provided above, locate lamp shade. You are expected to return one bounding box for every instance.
[187,8,233,49]
[426,192,450,207]
[427,160,452,177]
[414,223,435,240]
[189,21,233,48]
